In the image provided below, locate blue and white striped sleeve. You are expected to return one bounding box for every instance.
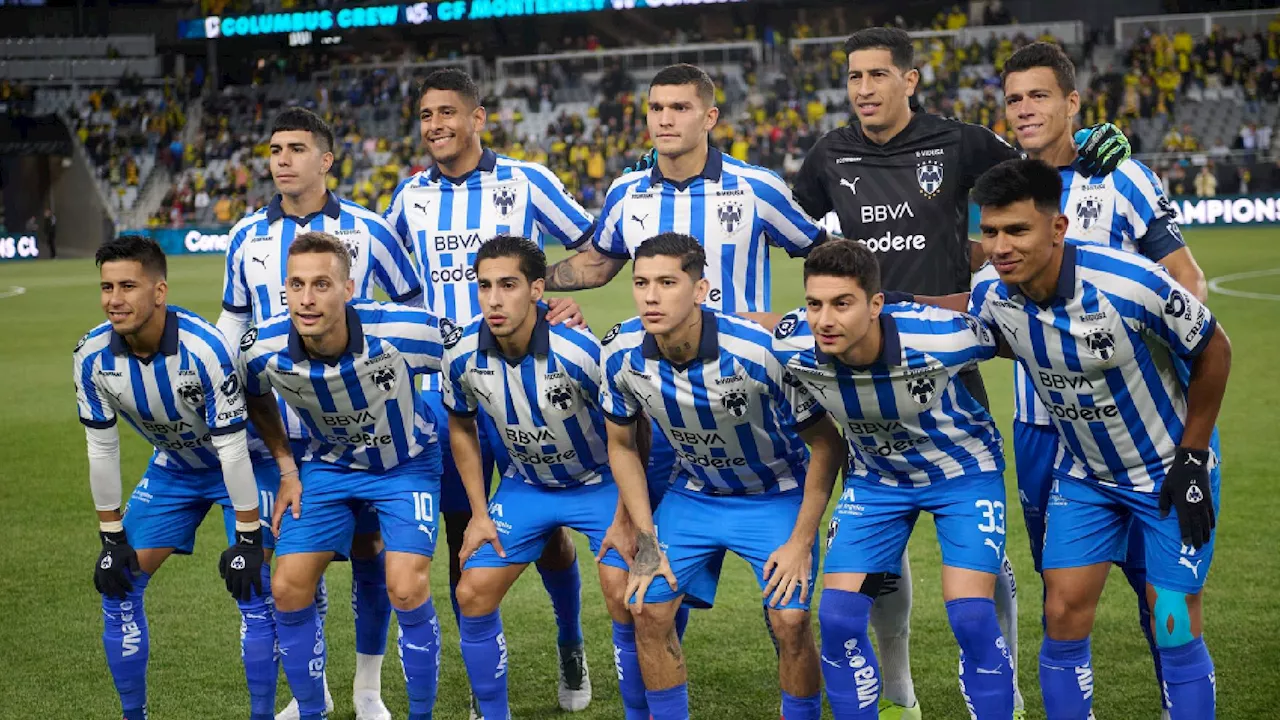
[221,221,254,313]
[599,330,639,423]
[441,345,477,417]
[74,347,114,429]
[239,328,274,397]
[592,178,633,259]
[364,214,424,305]
[561,329,604,405]
[1114,160,1185,262]
[384,177,415,253]
[521,164,596,249]
[380,306,444,374]
[743,169,827,256]
[761,344,825,431]
[190,332,249,436]
[1132,264,1217,359]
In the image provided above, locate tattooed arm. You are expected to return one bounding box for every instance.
[606,417,677,613]
[545,245,628,291]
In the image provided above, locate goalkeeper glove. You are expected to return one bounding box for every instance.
[1073,123,1131,177]
[1159,447,1216,549]
[219,525,266,602]
[625,148,657,174]
[95,529,141,599]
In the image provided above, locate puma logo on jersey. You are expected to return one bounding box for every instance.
[250,255,269,269]
[413,202,430,214]
[631,213,649,229]
[839,178,860,195]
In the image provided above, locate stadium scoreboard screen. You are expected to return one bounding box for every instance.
[181,0,748,40]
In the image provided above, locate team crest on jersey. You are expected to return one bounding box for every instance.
[774,313,799,340]
[75,332,90,352]
[1083,329,1116,361]
[905,376,936,405]
[1076,196,1103,230]
[492,187,517,218]
[602,323,622,346]
[177,382,205,407]
[720,390,750,418]
[545,382,576,412]
[372,367,396,391]
[716,201,744,234]
[239,328,258,352]
[440,318,462,349]
[826,517,840,550]
[339,237,359,261]
[916,161,944,198]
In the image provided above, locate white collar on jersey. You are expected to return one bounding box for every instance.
[477,304,551,363]
[108,308,181,363]
[640,308,720,368]
[266,192,342,224]
[427,148,499,185]
[287,305,365,364]
[1003,242,1079,305]
[649,146,724,189]
[814,313,902,368]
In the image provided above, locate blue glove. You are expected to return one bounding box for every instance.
[625,148,657,174]
[1073,124,1131,176]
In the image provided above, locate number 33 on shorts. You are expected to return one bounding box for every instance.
[976,499,1006,561]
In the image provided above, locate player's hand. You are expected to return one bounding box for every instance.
[94,529,141,599]
[271,470,302,538]
[626,530,676,616]
[625,148,657,174]
[459,515,504,563]
[1074,123,1131,176]
[545,297,585,328]
[596,516,637,567]
[1159,447,1216,549]
[762,538,813,608]
[219,526,265,602]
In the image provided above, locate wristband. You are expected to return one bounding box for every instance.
[99,520,124,533]
[236,520,263,533]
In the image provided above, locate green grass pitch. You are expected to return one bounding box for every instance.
[2,228,1278,718]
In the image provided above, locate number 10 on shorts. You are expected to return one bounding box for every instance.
[412,491,435,522]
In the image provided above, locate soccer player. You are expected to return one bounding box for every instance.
[967,159,1228,720]
[438,236,638,718]
[999,41,1210,718]
[765,239,1013,719]
[75,235,274,720]
[239,232,447,720]
[600,233,847,720]
[385,69,595,711]
[788,29,1128,718]
[218,107,421,720]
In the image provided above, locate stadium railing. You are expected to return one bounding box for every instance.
[494,41,762,86]
[787,20,1088,53]
[1114,8,1279,48]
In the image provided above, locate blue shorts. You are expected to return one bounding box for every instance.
[640,486,818,611]
[276,448,443,560]
[124,460,280,553]
[824,472,1008,576]
[422,389,506,515]
[1042,460,1222,595]
[465,477,628,571]
[1013,420,1146,574]
[286,439,381,537]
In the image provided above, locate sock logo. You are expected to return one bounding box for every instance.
[613,644,624,680]
[495,632,509,679]
[843,638,879,709]
[120,599,142,658]
[1075,665,1095,700]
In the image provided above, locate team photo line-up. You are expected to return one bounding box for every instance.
[78,26,1227,720]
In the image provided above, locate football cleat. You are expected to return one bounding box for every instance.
[353,689,391,720]
[275,674,334,720]
[468,688,483,720]
[878,698,922,720]
[557,643,592,711]
[1013,710,1027,720]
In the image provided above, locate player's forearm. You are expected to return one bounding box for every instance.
[216,310,252,350]
[606,420,656,533]
[1181,326,1232,451]
[739,312,783,331]
[792,420,846,542]
[85,425,123,515]
[1160,249,1209,302]
[448,414,490,515]
[246,393,294,470]
[211,429,260,514]
[912,292,971,314]
[545,247,626,291]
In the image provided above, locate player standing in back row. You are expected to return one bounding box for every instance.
[384,68,596,715]
[789,28,1133,720]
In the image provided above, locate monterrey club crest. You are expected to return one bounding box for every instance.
[721,390,749,418]
[1076,196,1103,230]
[492,187,517,218]
[1083,328,1116,361]
[372,367,396,391]
[916,161,943,198]
[545,383,575,412]
[717,201,744,233]
[177,382,205,407]
[905,376,936,405]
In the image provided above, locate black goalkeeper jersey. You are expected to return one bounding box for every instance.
[793,112,1021,296]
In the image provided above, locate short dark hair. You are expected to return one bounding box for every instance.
[270,107,334,154]
[972,159,1063,214]
[1002,41,1077,95]
[844,27,914,72]
[96,234,167,278]
[649,63,716,106]
[634,232,706,280]
[803,240,881,296]
[474,235,547,284]
[287,231,351,280]
[418,68,481,108]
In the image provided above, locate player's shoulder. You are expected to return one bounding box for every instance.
[172,306,235,360]
[245,311,292,355]
[1073,242,1167,293]
[715,311,777,359]
[549,320,602,357]
[721,153,787,186]
[971,262,1000,288]
[604,170,651,200]
[770,307,816,356]
[498,154,557,182]
[227,207,271,249]
[1110,158,1166,198]
[600,316,646,354]
[351,299,430,329]
[442,316,484,356]
[73,321,114,360]
[888,302,985,345]
[338,197,389,225]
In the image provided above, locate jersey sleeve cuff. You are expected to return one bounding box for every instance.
[789,228,830,257]
[564,222,596,250]
[222,301,252,313]
[593,242,632,261]
[1138,216,1187,262]
[604,410,639,425]
[390,286,424,304]
[1185,316,1218,357]
[209,420,247,437]
[79,416,117,430]
[792,407,828,433]
[445,405,479,419]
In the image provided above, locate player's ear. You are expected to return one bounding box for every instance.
[154,278,168,307]
[904,68,920,96]
[343,277,355,302]
[869,290,884,317]
[530,277,545,304]
[693,277,710,304]
[704,104,719,131]
[1051,213,1070,244]
[473,104,487,132]
[1065,90,1081,120]
[321,149,334,175]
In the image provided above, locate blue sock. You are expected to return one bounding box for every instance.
[1159,637,1215,720]
[612,621,649,720]
[459,610,509,720]
[239,564,278,720]
[314,575,329,627]
[397,599,442,720]
[276,604,327,720]
[674,604,690,643]
[538,563,584,647]
[1122,565,1168,710]
[645,683,689,720]
[1039,637,1092,720]
[102,571,151,719]
[946,598,1013,720]
[352,550,391,655]
[818,588,880,719]
[781,690,822,720]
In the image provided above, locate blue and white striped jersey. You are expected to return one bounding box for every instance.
[1011,159,1187,425]
[441,307,610,489]
[970,242,1218,492]
[74,307,247,471]
[772,305,1004,488]
[240,302,445,472]
[594,148,827,313]
[599,309,825,496]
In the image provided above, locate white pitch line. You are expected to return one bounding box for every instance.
[1207,268,1280,301]
[0,286,26,299]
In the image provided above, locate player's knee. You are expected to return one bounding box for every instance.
[384,560,431,610]
[767,609,814,655]
[271,570,318,612]
[1043,585,1097,639]
[632,601,679,642]
[598,569,632,621]
[453,574,499,617]
[349,531,384,560]
[1151,584,1202,648]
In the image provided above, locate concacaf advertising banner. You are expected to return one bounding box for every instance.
[133,227,233,256]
